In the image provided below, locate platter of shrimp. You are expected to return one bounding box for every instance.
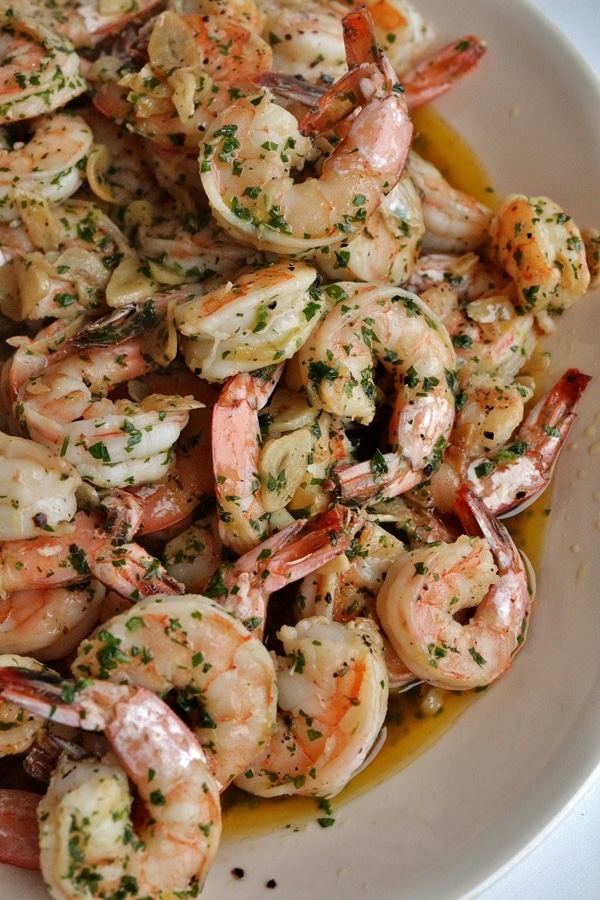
[0,0,598,897]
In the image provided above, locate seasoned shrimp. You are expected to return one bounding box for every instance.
[212,364,284,553]
[295,282,456,502]
[376,485,533,690]
[16,0,163,48]
[0,114,93,223]
[0,653,50,757]
[0,581,106,661]
[14,332,200,489]
[73,593,277,790]
[0,668,222,898]
[175,261,323,381]
[234,615,388,798]
[0,13,86,124]
[488,194,591,326]
[0,431,81,540]
[200,7,413,256]
[426,368,592,517]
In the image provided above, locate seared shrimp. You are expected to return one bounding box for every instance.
[0,667,222,898]
[200,6,413,256]
[376,485,533,690]
[235,615,388,798]
[295,282,456,502]
[73,593,277,790]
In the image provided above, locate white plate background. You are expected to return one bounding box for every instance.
[2,1,599,897]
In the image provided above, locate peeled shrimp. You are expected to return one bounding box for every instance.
[0,667,222,898]
[376,485,533,690]
[235,615,388,798]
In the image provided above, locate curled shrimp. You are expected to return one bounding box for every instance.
[0,13,86,124]
[235,615,388,798]
[376,484,533,690]
[72,593,277,790]
[0,113,93,223]
[488,193,591,326]
[200,6,413,256]
[295,281,456,502]
[16,0,164,48]
[0,667,222,897]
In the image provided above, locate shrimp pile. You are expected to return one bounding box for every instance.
[0,0,595,895]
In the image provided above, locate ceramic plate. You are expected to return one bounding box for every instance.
[2,0,600,897]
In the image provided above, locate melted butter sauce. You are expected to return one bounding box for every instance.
[222,109,550,838]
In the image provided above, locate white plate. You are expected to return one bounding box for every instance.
[2,1,600,897]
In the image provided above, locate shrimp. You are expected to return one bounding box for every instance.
[199,6,413,256]
[0,499,182,601]
[376,484,533,690]
[488,194,591,327]
[0,114,93,224]
[16,0,164,48]
[0,653,51,757]
[0,431,81,540]
[13,331,200,489]
[92,10,273,151]
[0,788,41,870]
[295,282,456,502]
[211,364,284,554]
[234,615,389,798]
[0,581,106,661]
[175,261,323,381]
[0,668,222,897]
[422,368,592,517]
[405,150,492,253]
[0,13,86,124]
[72,593,277,790]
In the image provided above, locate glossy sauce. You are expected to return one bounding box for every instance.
[221,108,549,839]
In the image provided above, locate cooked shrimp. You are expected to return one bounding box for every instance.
[207,504,360,636]
[0,581,106,661]
[295,282,456,502]
[405,150,492,253]
[16,0,163,48]
[73,593,277,790]
[376,485,533,690]
[14,332,200,489]
[488,194,591,327]
[0,13,86,124]
[234,615,388,798]
[175,261,323,381]
[449,373,534,460]
[211,363,284,553]
[0,668,222,897]
[0,788,41,870]
[92,10,273,150]
[0,114,93,223]
[200,7,413,256]
[163,510,223,592]
[424,367,592,517]
[0,431,81,540]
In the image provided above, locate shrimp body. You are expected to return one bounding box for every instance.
[0,14,86,124]
[0,114,93,223]
[200,7,412,256]
[376,485,533,689]
[0,668,222,898]
[235,615,388,798]
[296,282,456,502]
[73,593,278,790]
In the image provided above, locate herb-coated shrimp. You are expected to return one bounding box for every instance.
[14,332,200,489]
[0,13,86,124]
[376,485,533,690]
[0,113,93,223]
[16,0,163,48]
[427,368,592,517]
[200,6,413,256]
[175,261,323,381]
[488,194,591,326]
[295,282,456,502]
[72,593,277,790]
[0,653,50,757]
[234,615,388,798]
[0,668,222,897]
